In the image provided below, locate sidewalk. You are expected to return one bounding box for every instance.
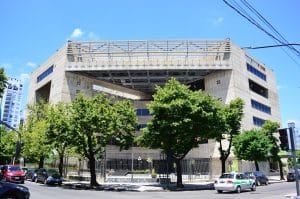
[62,175,285,192]
[62,181,214,192]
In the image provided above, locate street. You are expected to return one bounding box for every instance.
[24,181,296,199]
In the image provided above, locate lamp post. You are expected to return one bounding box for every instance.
[138,156,142,170]
[288,122,300,199]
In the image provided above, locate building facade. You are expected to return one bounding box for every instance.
[1,77,23,129]
[28,39,281,176]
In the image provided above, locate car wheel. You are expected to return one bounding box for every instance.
[217,190,223,193]
[236,186,241,193]
[2,192,19,199]
[265,180,269,185]
[251,184,256,191]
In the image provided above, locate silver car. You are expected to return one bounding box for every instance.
[214,172,256,193]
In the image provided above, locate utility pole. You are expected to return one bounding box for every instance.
[288,122,300,199]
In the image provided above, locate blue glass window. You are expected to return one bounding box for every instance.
[136,108,151,116]
[253,116,265,127]
[136,124,147,130]
[247,64,266,81]
[251,99,271,114]
[37,65,54,83]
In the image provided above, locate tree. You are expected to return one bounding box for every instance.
[70,93,136,187]
[217,98,244,173]
[233,129,272,171]
[261,120,284,179]
[45,102,73,176]
[137,78,223,188]
[22,120,52,168]
[0,127,17,164]
[0,67,8,98]
[22,102,52,168]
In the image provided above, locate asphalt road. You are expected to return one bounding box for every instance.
[24,181,296,199]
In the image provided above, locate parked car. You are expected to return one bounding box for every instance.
[25,169,38,181]
[286,170,300,182]
[0,165,26,184]
[214,172,256,193]
[287,172,296,182]
[0,181,30,199]
[244,171,269,186]
[35,168,62,185]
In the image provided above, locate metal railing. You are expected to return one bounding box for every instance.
[66,40,232,68]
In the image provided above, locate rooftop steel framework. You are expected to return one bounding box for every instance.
[65,40,233,93]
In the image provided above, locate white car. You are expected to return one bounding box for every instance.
[214,172,256,193]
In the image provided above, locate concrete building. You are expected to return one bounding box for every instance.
[1,77,23,129]
[28,39,281,176]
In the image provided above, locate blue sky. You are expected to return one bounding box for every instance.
[0,0,299,127]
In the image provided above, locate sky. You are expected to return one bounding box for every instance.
[0,0,299,127]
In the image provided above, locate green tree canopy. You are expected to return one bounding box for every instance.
[45,102,74,176]
[70,93,136,186]
[233,129,272,171]
[0,127,17,164]
[137,78,223,188]
[218,98,244,173]
[0,67,8,98]
[22,102,52,168]
[261,120,284,179]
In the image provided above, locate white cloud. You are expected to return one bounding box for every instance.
[212,17,224,26]
[277,85,284,90]
[88,32,99,40]
[70,28,84,39]
[286,119,300,126]
[26,62,37,68]
[1,63,12,69]
[19,73,30,83]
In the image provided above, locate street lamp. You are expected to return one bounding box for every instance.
[138,156,142,170]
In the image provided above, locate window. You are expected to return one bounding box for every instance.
[253,116,265,127]
[249,79,268,98]
[37,65,54,83]
[136,124,147,130]
[136,108,151,116]
[247,63,266,81]
[251,99,271,114]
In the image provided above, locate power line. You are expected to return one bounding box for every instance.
[243,44,300,49]
[223,0,300,66]
[239,0,300,56]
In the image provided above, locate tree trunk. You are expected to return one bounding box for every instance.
[221,158,226,174]
[175,159,184,188]
[86,132,98,187]
[38,156,44,168]
[89,156,98,187]
[279,159,285,180]
[254,161,259,171]
[58,154,64,177]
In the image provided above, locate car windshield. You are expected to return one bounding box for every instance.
[8,166,22,171]
[220,173,234,179]
[47,169,59,175]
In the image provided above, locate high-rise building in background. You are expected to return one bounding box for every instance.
[28,39,281,176]
[1,77,23,129]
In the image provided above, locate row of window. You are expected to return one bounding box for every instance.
[253,116,265,127]
[136,108,151,116]
[247,64,266,81]
[37,65,54,83]
[251,99,271,114]
[249,79,268,98]
[136,124,147,130]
